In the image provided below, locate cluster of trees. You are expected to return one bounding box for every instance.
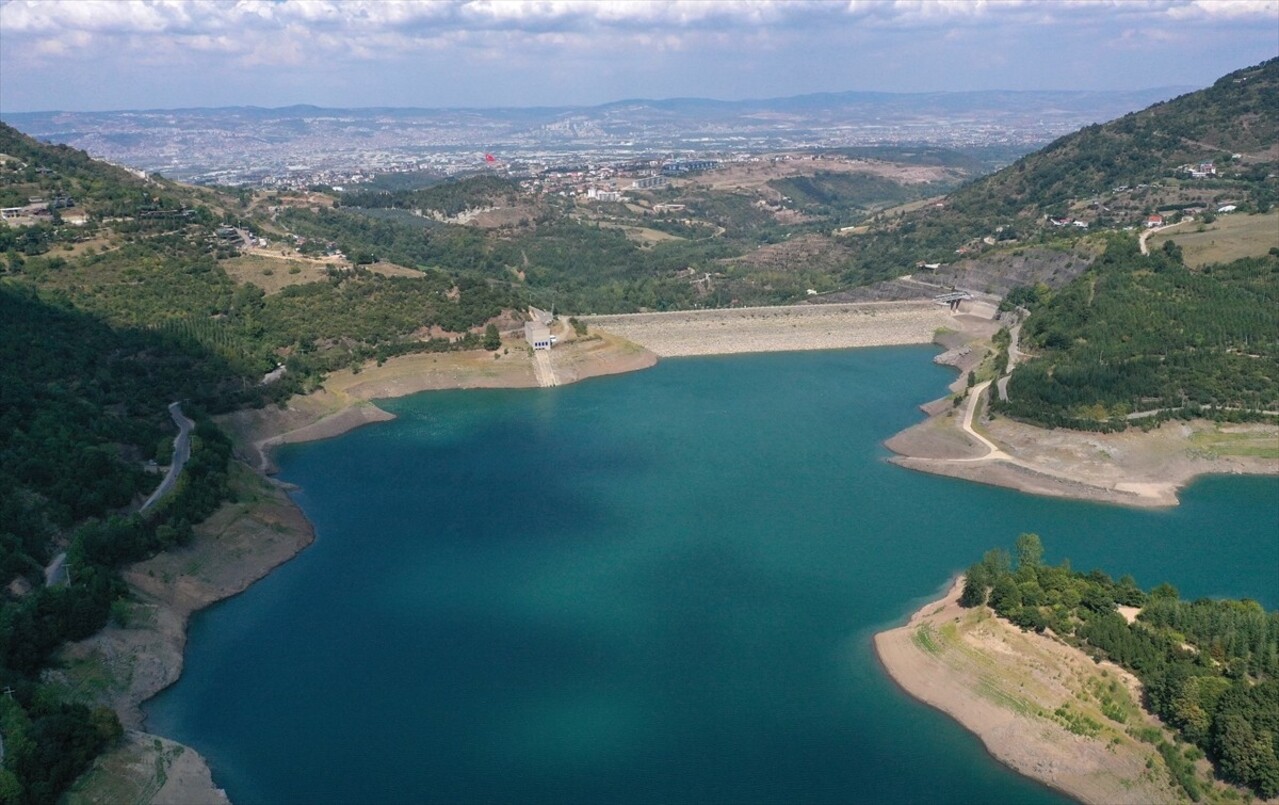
[997,239,1279,429]
[0,417,233,804]
[962,536,1279,798]
[340,174,520,217]
[768,170,946,223]
[0,281,250,803]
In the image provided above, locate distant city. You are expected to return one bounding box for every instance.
[0,86,1189,188]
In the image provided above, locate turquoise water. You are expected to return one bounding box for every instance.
[146,347,1279,804]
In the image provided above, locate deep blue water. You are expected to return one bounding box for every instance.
[146,347,1279,804]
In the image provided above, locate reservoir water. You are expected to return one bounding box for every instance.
[146,346,1279,804]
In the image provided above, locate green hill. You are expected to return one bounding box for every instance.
[999,239,1279,429]
[948,58,1279,220]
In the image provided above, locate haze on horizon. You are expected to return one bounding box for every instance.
[0,0,1277,114]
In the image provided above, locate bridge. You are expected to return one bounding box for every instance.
[934,290,973,310]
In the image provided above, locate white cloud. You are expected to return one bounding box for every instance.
[3,0,1275,52]
[1,0,1275,110]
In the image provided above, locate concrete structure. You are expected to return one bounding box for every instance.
[525,321,553,350]
[934,290,973,311]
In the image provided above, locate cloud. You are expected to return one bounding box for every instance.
[1,0,1275,110]
[3,0,1275,58]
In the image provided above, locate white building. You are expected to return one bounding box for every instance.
[525,321,553,350]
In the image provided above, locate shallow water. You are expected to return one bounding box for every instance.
[147,346,1279,804]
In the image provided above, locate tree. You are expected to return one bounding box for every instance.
[960,564,990,607]
[990,575,1023,615]
[1016,533,1044,571]
[483,323,501,351]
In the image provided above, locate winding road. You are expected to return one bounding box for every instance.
[140,402,195,513]
[953,381,1013,463]
[43,402,193,588]
[1138,222,1181,255]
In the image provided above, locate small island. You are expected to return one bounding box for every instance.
[876,535,1279,804]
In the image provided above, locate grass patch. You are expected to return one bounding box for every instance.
[976,677,1035,716]
[1156,210,1279,268]
[1054,703,1103,738]
[1086,674,1141,725]
[1188,428,1279,459]
[912,624,944,656]
[46,654,126,704]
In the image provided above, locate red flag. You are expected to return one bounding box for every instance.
[485,153,496,163]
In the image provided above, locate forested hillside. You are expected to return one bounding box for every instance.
[998,239,1279,429]
[835,58,1277,285]
[0,285,244,803]
[0,123,521,804]
[963,536,1279,799]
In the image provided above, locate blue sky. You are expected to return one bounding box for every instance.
[1,0,1276,112]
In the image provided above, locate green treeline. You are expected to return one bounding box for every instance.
[282,204,739,313]
[0,285,248,803]
[0,418,233,804]
[998,239,1279,429]
[962,536,1279,798]
[339,174,520,217]
[768,171,940,221]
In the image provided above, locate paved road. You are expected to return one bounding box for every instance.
[43,403,193,589]
[141,402,195,512]
[43,552,68,587]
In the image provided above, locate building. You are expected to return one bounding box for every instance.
[1146,214,1165,228]
[662,159,719,175]
[525,321,553,350]
[631,175,668,190]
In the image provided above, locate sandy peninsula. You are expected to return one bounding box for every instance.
[875,579,1182,804]
[885,375,1279,507]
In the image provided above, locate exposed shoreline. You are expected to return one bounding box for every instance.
[63,465,315,804]
[874,579,1182,805]
[220,302,963,471]
[884,381,1279,508]
[67,301,1273,800]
